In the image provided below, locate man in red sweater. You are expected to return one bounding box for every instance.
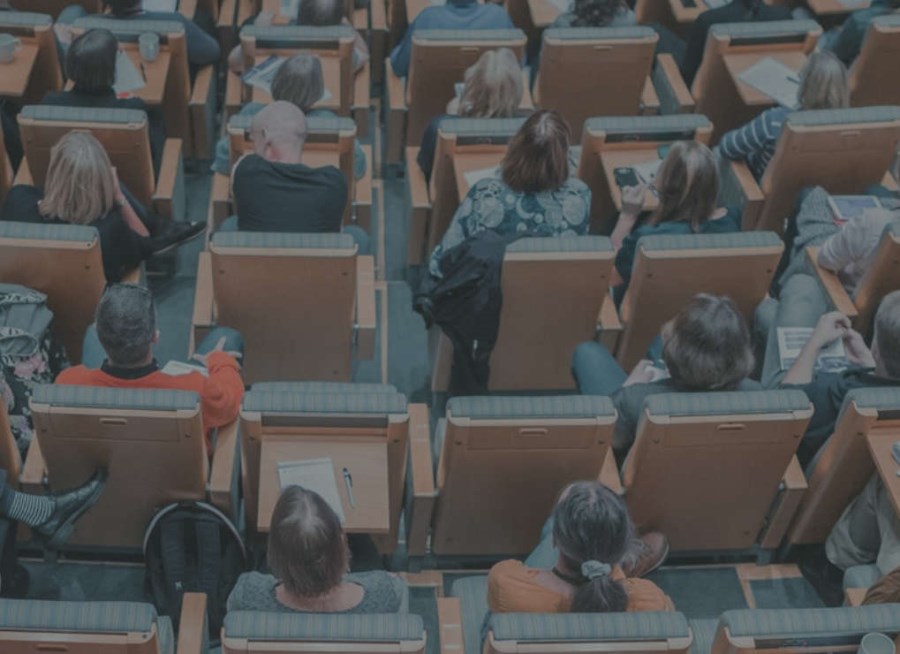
[56,284,244,442]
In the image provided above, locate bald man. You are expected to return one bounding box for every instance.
[231,101,348,234]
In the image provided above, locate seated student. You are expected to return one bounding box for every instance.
[822,0,900,66]
[718,52,849,181]
[428,109,590,277]
[572,294,760,459]
[611,141,741,306]
[680,0,792,86]
[230,101,355,237]
[488,481,673,613]
[228,485,406,613]
[41,29,165,171]
[860,565,900,605]
[551,0,636,27]
[389,0,515,77]
[213,53,366,180]
[59,0,220,67]
[0,132,203,282]
[417,48,524,183]
[56,283,245,446]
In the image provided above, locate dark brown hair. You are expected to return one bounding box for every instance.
[650,140,718,230]
[67,29,118,93]
[267,486,348,598]
[500,109,570,194]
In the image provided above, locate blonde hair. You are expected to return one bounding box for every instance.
[797,51,849,111]
[39,131,116,225]
[651,140,718,230]
[458,48,523,119]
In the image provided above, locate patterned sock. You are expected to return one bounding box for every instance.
[6,491,54,527]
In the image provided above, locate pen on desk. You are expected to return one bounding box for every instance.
[342,468,355,508]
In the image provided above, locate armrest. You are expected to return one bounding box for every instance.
[20,437,46,493]
[192,252,216,354]
[189,64,217,160]
[406,146,432,265]
[652,53,694,114]
[152,138,186,223]
[352,150,374,233]
[845,587,868,607]
[355,254,376,360]
[209,172,232,236]
[718,159,764,231]
[208,420,239,518]
[598,447,623,495]
[179,0,197,19]
[176,592,209,654]
[760,455,807,549]
[224,71,243,123]
[353,62,371,139]
[386,58,407,164]
[437,597,463,654]
[406,403,436,557]
[519,69,535,111]
[805,246,858,319]
[639,77,660,116]
[882,171,899,193]
[13,156,32,186]
[597,291,622,354]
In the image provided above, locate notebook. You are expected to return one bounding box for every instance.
[777,327,848,373]
[114,50,146,95]
[277,458,346,522]
[736,57,800,109]
[827,195,882,225]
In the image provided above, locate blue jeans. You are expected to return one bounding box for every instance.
[81,325,244,369]
[571,342,627,396]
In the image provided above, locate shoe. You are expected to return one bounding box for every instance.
[150,221,205,255]
[32,468,108,550]
[799,546,845,607]
[622,532,669,578]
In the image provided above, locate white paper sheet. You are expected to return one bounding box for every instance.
[114,50,146,95]
[143,0,178,10]
[736,56,800,109]
[160,360,209,377]
[277,458,346,522]
[463,166,499,187]
[548,0,569,12]
[631,159,662,186]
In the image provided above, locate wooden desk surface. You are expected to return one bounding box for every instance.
[527,0,564,29]
[406,0,437,25]
[251,54,341,112]
[723,51,807,108]
[260,0,298,22]
[453,150,505,201]
[867,428,900,518]
[257,437,390,533]
[0,42,39,99]
[669,0,708,25]
[807,0,871,16]
[600,148,662,212]
[123,46,172,106]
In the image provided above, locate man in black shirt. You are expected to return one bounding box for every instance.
[231,101,350,236]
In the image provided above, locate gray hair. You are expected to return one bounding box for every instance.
[875,290,900,378]
[271,53,324,113]
[95,284,156,366]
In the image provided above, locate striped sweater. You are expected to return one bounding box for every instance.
[718,106,791,181]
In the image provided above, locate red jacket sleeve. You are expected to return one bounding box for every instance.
[200,351,245,430]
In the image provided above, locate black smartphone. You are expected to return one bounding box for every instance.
[614,167,639,189]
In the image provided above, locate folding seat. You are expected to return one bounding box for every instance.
[577,114,713,235]
[806,217,900,339]
[535,27,695,141]
[691,20,821,141]
[386,29,528,163]
[73,16,217,159]
[21,386,239,549]
[0,222,114,363]
[221,611,426,654]
[613,390,812,555]
[725,107,900,234]
[16,105,186,222]
[850,15,900,108]
[191,232,376,384]
[786,388,900,551]
[613,231,783,371]
[238,382,423,554]
[691,605,900,654]
[448,576,692,654]
[429,236,618,392]
[406,395,618,558]
[0,12,63,104]
[407,117,525,265]
[0,593,208,654]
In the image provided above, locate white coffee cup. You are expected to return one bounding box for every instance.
[0,33,20,65]
[138,32,160,62]
[860,633,895,654]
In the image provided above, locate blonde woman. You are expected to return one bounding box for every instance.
[0,132,202,281]
[417,48,524,182]
[718,51,850,181]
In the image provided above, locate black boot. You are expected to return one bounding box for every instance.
[33,469,108,550]
[149,221,206,255]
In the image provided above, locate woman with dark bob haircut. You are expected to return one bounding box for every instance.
[227,486,406,613]
[571,294,761,459]
[489,481,673,613]
[428,109,591,277]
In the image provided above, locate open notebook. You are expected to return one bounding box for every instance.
[736,57,800,109]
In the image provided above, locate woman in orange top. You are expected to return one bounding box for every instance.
[488,482,674,613]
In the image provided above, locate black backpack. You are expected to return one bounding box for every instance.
[143,501,246,640]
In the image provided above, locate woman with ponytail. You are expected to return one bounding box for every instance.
[487,482,673,613]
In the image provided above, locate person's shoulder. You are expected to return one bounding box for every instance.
[488,559,528,584]
[622,577,674,612]
[348,571,406,612]
[55,366,94,384]
[560,176,590,194]
[228,571,277,611]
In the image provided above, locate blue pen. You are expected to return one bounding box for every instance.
[342,468,355,508]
